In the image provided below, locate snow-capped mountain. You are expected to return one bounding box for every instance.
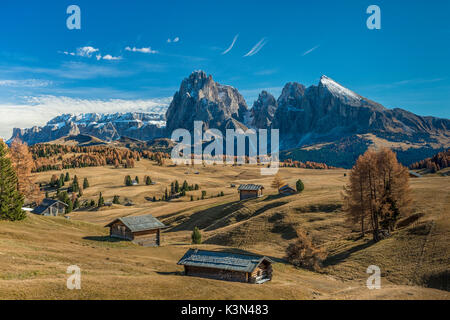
[10,111,166,144]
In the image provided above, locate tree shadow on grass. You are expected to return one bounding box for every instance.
[166,200,244,232]
[83,236,127,243]
[156,271,184,276]
[323,240,375,267]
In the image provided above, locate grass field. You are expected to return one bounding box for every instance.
[0,158,448,299]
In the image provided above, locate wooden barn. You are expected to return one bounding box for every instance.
[32,198,68,216]
[177,249,273,284]
[279,184,297,196]
[237,184,264,200]
[105,214,167,246]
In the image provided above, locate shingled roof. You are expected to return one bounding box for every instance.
[32,198,68,214]
[105,214,167,232]
[237,184,264,191]
[177,249,273,273]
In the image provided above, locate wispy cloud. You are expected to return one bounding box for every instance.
[0,62,132,80]
[0,95,171,139]
[362,78,447,91]
[167,37,180,43]
[302,45,320,56]
[243,38,268,57]
[125,46,158,54]
[254,69,278,76]
[0,79,52,88]
[222,34,239,55]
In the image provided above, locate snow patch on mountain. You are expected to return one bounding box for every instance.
[320,75,362,105]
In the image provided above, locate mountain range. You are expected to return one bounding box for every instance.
[9,70,450,167]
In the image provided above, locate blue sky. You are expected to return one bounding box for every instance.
[0,0,449,137]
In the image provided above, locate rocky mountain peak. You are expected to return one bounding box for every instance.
[165,70,248,133]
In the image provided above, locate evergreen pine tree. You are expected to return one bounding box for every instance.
[0,141,25,221]
[191,227,202,244]
[83,177,89,189]
[64,172,70,182]
[113,195,120,204]
[97,192,104,207]
[296,179,304,193]
[72,175,80,193]
[66,200,73,214]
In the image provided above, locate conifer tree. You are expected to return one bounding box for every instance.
[0,141,25,221]
[83,177,90,189]
[97,192,105,207]
[191,227,202,244]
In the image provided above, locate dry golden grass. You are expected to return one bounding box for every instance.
[0,159,448,299]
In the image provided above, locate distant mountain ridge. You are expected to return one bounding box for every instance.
[9,111,166,145]
[9,71,450,167]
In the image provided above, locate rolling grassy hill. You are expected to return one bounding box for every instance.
[0,159,448,299]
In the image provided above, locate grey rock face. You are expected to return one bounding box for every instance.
[272,75,450,148]
[165,71,248,133]
[250,91,277,129]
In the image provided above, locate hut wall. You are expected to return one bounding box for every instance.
[239,190,259,200]
[184,266,248,283]
[249,261,272,283]
[132,229,160,246]
[110,222,133,240]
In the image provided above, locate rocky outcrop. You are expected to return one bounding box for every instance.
[165,71,248,133]
[250,91,277,128]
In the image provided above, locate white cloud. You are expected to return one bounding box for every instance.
[102,54,122,61]
[302,45,320,56]
[61,46,122,61]
[0,95,171,139]
[125,46,158,54]
[167,37,180,43]
[222,34,239,55]
[76,46,99,58]
[243,38,268,57]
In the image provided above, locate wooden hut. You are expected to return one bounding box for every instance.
[32,198,68,216]
[105,214,167,246]
[237,184,264,200]
[177,249,273,284]
[409,170,422,178]
[279,184,297,196]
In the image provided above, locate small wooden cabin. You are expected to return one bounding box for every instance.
[105,214,167,246]
[32,198,68,216]
[177,249,273,284]
[279,184,297,196]
[238,184,264,200]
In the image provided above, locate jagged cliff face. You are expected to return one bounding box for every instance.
[271,76,450,148]
[165,71,249,133]
[250,91,277,129]
[9,112,166,145]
